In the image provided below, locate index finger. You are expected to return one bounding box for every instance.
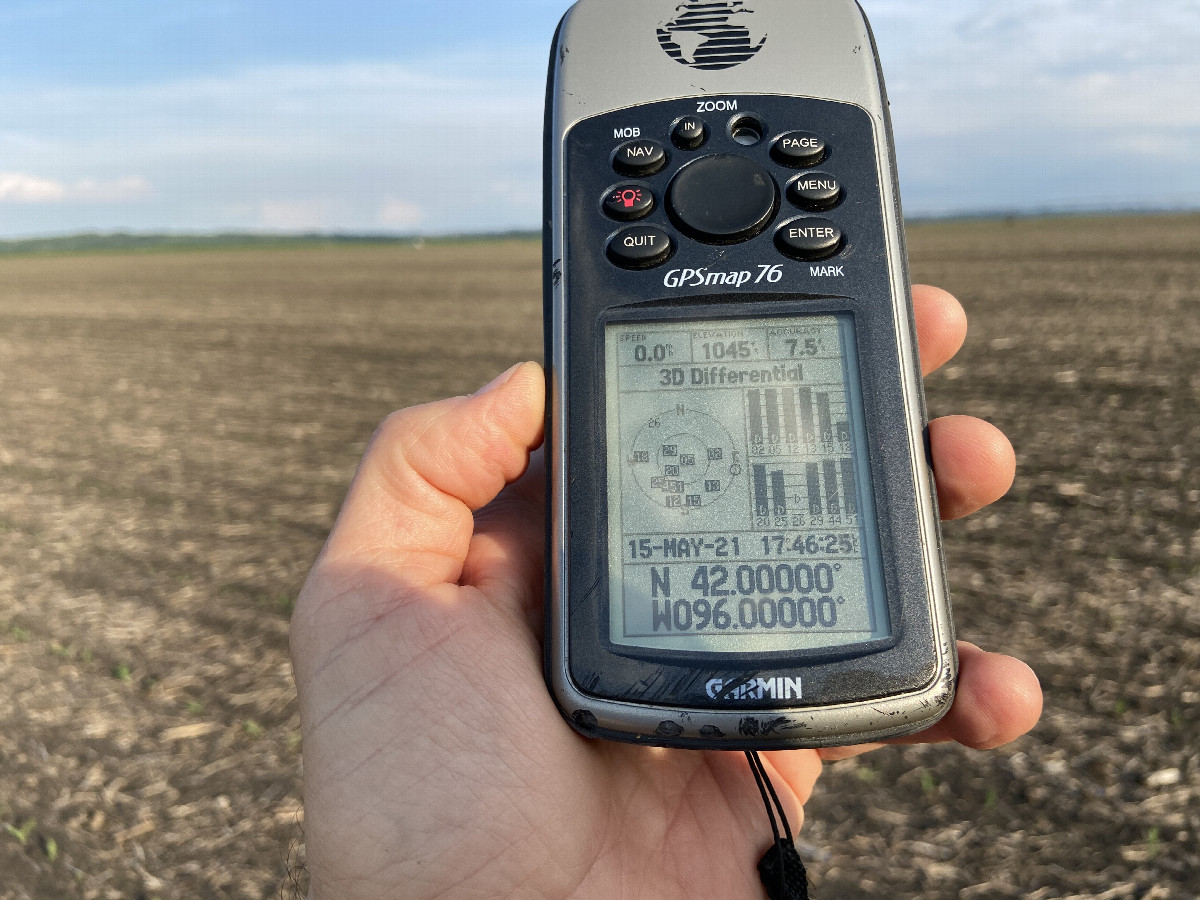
[912,284,967,375]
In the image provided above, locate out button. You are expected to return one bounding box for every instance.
[607,225,673,269]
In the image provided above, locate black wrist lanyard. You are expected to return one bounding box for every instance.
[745,750,810,900]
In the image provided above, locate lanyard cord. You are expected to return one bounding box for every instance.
[745,751,810,900]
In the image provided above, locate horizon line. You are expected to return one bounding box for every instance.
[2,205,1198,251]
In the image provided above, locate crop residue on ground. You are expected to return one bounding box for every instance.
[1,220,1197,898]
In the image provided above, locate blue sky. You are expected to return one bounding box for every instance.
[0,0,1197,237]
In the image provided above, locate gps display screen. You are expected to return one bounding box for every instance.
[604,314,891,652]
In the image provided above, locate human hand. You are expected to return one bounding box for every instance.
[290,285,1042,899]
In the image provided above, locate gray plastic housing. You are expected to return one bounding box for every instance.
[544,0,956,749]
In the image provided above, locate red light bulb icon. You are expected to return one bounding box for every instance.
[606,186,652,220]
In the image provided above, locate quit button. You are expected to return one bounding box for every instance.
[606,225,673,269]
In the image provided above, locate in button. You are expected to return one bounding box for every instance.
[671,117,707,150]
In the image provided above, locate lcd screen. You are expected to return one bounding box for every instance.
[605,314,891,652]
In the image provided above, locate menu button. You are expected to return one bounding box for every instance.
[787,172,842,210]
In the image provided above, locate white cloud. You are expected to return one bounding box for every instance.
[0,6,1197,233]
[377,198,424,229]
[1102,133,1197,161]
[0,172,151,204]
[0,57,542,235]
[0,59,543,139]
[0,172,66,202]
[71,176,152,202]
[258,201,325,231]
[485,180,541,210]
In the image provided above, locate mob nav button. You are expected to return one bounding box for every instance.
[606,225,674,269]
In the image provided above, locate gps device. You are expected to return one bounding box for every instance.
[544,0,956,749]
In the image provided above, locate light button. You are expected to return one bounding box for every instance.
[603,183,655,220]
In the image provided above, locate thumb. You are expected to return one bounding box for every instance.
[315,361,545,587]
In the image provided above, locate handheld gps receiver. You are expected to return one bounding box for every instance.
[544,0,956,749]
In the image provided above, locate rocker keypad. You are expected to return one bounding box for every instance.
[599,113,853,270]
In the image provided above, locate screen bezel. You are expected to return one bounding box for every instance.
[565,295,940,709]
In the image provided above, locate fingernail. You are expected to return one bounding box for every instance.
[475,362,523,396]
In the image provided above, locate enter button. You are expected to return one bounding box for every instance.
[774,217,843,260]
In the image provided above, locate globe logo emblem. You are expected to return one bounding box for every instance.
[657,1,768,71]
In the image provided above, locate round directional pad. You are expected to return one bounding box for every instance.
[666,154,778,245]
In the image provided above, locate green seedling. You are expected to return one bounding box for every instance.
[243,720,264,738]
[920,770,937,797]
[4,820,36,845]
[112,664,132,682]
[1147,827,1162,860]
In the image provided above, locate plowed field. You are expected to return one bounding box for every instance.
[1,216,1197,898]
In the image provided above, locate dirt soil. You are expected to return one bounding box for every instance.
[0,217,1197,898]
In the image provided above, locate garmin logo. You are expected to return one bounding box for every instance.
[657,2,768,71]
[706,676,802,701]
